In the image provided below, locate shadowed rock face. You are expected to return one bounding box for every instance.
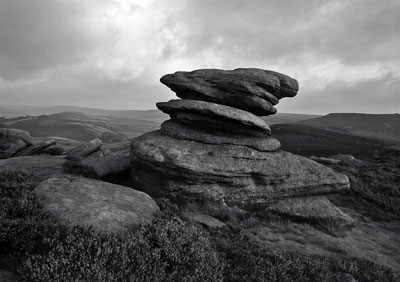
[14,138,56,157]
[80,151,131,178]
[160,120,280,152]
[35,176,159,233]
[160,68,299,116]
[157,99,271,135]
[130,131,350,211]
[66,138,102,157]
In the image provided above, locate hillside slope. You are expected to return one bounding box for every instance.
[271,123,387,157]
[299,113,400,144]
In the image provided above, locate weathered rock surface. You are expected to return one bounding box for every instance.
[42,145,66,156]
[182,212,226,229]
[0,128,32,159]
[310,156,342,165]
[169,113,270,137]
[161,120,280,152]
[157,99,271,134]
[34,176,159,232]
[160,68,299,116]
[267,197,354,235]
[130,131,350,211]
[66,138,102,157]
[0,155,66,180]
[15,138,56,156]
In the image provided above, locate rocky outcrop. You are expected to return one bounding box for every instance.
[130,68,350,212]
[66,138,102,157]
[42,145,66,156]
[34,176,159,233]
[267,197,354,235]
[160,68,299,116]
[131,131,349,210]
[0,155,66,180]
[0,128,32,159]
[15,138,56,156]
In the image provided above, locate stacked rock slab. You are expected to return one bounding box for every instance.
[130,68,350,211]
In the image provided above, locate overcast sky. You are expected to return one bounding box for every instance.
[0,0,399,114]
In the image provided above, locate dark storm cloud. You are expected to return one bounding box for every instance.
[0,0,398,113]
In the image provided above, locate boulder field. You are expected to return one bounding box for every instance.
[130,68,350,212]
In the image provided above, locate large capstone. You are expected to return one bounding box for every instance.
[160,68,299,116]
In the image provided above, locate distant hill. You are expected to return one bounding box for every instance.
[0,111,163,142]
[298,113,400,145]
[0,105,168,120]
[271,123,388,157]
[262,113,320,125]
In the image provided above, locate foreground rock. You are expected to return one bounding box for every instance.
[66,138,102,157]
[160,68,299,116]
[0,155,65,180]
[35,177,159,232]
[15,138,56,156]
[0,128,32,159]
[131,131,350,211]
[161,120,280,152]
[267,197,354,235]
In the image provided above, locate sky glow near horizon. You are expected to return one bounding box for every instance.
[0,0,399,114]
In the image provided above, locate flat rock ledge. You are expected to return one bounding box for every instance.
[157,99,271,134]
[130,131,350,211]
[35,176,159,233]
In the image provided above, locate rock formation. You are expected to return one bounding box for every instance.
[130,68,350,211]
[0,128,32,159]
[66,138,102,157]
[14,138,56,157]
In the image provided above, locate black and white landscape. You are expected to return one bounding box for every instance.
[1,1,399,282]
